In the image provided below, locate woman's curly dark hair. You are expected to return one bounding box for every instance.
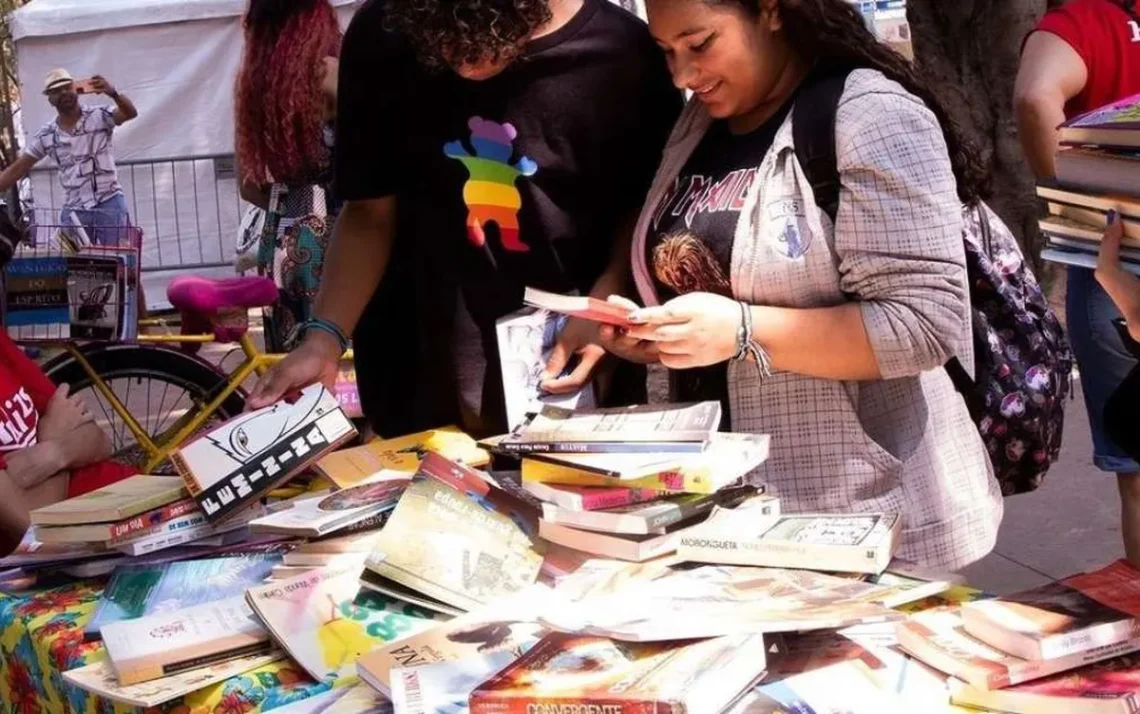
[713,0,991,205]
[382,0,553,69]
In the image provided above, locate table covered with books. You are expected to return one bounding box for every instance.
[4,388,1140,714]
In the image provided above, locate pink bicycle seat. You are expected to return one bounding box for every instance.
[167,276,278,315]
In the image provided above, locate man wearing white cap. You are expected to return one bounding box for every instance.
[0,69,138,245]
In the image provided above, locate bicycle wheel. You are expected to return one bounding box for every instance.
[41,343,247,473]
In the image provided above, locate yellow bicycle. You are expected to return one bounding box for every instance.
[37,275,355,473]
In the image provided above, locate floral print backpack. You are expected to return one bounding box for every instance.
[794,68,1073,495]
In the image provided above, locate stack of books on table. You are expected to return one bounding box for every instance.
[898,559,1140,713]
[1039,92,1140,275]
[485,401,773,562]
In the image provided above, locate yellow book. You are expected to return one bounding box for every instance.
[314,426,491,489]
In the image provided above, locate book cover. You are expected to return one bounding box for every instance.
[62,652,283,708]
[29,475,187,526]
[496,307,597,430]
[519,433,769,493]
[113,518,222,557]
[1038,184,1140,222]
[540,561,900,642]
[679,511,900,575]
[85,553,283,641]
[505,401,722,445]
[249,480,404,538]
[171,384,356,522]
[522,287,634,327]
[898,607,1140,691]
[1061,93,1140,139]
[522,481,664,511]
[391,650,518,714]
[1055,147,1140,198]
[469,632,767,714]
[314,426,490,490]
[66,254,121,340]
[951,653,1140,714]
[358,568,466,618]
[246,562,443,684]
[322,683,393,714]
[962,560,1140,660]
[364,477,544,612]
[34,497,197,544]
[102,594,273,685]
[541,486,757,536]
[729,660,908,714]
[538,516,708,562]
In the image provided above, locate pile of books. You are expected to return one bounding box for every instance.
[1039,93,1140,275]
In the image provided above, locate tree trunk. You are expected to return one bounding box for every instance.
[906,0,1047,253]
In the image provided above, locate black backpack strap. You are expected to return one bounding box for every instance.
[792,67,855,223]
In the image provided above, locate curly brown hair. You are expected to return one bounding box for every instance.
[712,0,991,205]
[381,0,553,69]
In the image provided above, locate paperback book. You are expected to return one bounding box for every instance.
[85,553,283,640]
[101,594,273,685]
[1059,92,1140,149]
[951,653,1140,714]
[729,660,908,714]
[521,481,664,511]
[538,516,707,562]
[522,287,634,326]
[364,477,544,612]
[35,498,200,545]
[171,384,356,522]
[469,632,768,714]
[499,401,722,452]
[961,560,1140,660]
[248,480,404,538]
[314,426,490,489]
[391,650,518,714]
[62,652,283,708]
[1055,147,1140,197]
[898,607,1140,691]
[358,568,466,617]
[67,253,122,340]
[678,511,901,575]
[246,561,442,684]
[3,254,70,340]
[540,486,757,536]
[29,475,187,526]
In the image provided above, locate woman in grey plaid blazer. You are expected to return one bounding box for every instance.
[604,0,1004,569]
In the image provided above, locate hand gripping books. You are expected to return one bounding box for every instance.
[171,384,356,522]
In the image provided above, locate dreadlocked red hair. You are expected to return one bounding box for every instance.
[235,0,342,185]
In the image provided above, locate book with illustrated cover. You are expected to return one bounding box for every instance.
[1059,93,1140,148]
[522,287,634,327]
[898,607,1140,691]
[66,253,121,340]
[3,254,70,340]
[496,307,597,430]
[522,480,664,511]
[101,594,273,685]
[538,516,707,562]
[111,505,259,556]
[962,560,1140,661]
[358,568,466,617]
[540,560,900,642]
[30,475,187,526]
[728,660,908,714]
[541,486,759,536]
[678,511,900,575]
[246,562,443,684]
[249,480,404,538]
[391,650,518,714]
[951,653,1140,714]
[314,426,490,490]
[171,384,356,522]
[500,401,721,452]
[35,498,200,545]
[356,585,554,695]
[519,433,769,493]
[62,652,283,708]
[364,477,543,613]
[85,553,283,641]
[469,632,767,714]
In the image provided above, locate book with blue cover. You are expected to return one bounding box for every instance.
[84,553,282,641]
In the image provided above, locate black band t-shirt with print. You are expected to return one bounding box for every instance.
[336,0,681,437]
[646,103,792,418]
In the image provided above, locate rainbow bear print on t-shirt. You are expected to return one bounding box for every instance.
[444,117,538,253]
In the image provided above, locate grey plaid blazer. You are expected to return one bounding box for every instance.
[632,70,1003,570]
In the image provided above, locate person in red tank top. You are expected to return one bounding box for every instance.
[1016,0,1140,567]
[0,212,135,551]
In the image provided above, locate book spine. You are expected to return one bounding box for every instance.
[501,441,706,454]
[1040,619,1140,660]
[108,499,200,541]
[169,452,199,495]
[118,523,214,556]
[469,696,656,714]
[578,489,659,511]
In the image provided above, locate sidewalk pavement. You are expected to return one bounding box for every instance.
[960,376,1123,594]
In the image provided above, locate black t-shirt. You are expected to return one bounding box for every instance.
[338,0,681,436]
[645,105,790,422]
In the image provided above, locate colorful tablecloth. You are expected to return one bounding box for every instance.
[0,579,333,714]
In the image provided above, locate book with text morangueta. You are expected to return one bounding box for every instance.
[897,606,1140,691]
[468,632,768,714]
[1059,93,1140,149]
[678,510,900,575]
[950,653,1140,714]
[171,384,356,522]
[962,560,1140,661]
[29,475,187,526]
[522,287,634,327]
[540,486,759,536]
[502,401,721,447]
[101,594,273,685]
[34,497,200,544]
